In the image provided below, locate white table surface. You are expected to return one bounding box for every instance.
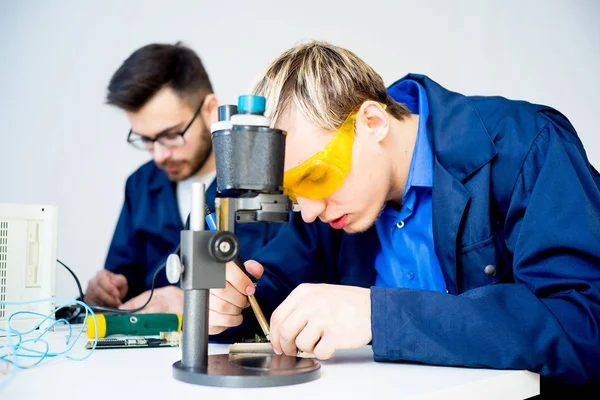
[1,331,539,400]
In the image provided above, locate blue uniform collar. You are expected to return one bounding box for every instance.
[387,79,433,196]
[388,74,497,182]
[147,163,171,191]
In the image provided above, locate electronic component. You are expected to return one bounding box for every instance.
[0,204,58,335]
[229,342,314,359]
[160,331,181,346]
[85,336,178,350]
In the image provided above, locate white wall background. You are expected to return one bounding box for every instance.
[0,0,598,299]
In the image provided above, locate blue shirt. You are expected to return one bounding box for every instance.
[374,80,446,292]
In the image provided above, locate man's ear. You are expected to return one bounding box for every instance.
[201,93,219,125]
[356,101,390,143]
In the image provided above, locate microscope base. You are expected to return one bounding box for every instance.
[172,353,321,387]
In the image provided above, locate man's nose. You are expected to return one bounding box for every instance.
[152,142,172,163]
[296,197,326,223]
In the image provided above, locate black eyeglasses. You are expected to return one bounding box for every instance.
[127,99,205,151]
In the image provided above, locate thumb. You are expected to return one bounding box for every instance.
[112,273,127,287]
[244,260,264,280]
[112,274,128,298]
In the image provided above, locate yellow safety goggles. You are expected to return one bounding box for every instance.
[283,103,386,202]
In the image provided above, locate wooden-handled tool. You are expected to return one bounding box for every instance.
[205,206,271,340]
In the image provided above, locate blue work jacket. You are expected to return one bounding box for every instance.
[104,161,283,298]
[235,74,600,385]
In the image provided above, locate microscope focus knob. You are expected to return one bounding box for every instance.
[209,231,240,263]
[166,253,184,284]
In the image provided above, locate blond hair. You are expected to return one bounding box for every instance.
[251,40,411,131]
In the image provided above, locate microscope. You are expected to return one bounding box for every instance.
[165,95,321,387]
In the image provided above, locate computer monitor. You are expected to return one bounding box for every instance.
[0,204,57,335]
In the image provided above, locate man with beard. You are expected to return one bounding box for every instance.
[83,42,281,318]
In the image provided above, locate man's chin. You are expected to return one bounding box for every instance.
[343,225,367,234]
[165,169,191,182]
[342,215,376,234]
[160,159,204,182]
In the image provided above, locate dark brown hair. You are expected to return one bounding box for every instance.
[106,42,213,111]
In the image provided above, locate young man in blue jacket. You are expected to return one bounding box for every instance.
[83,43,281,317]
[208,41,600,392]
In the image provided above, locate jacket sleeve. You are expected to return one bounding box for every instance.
[370,117,600,384]
[103,175,146,300]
